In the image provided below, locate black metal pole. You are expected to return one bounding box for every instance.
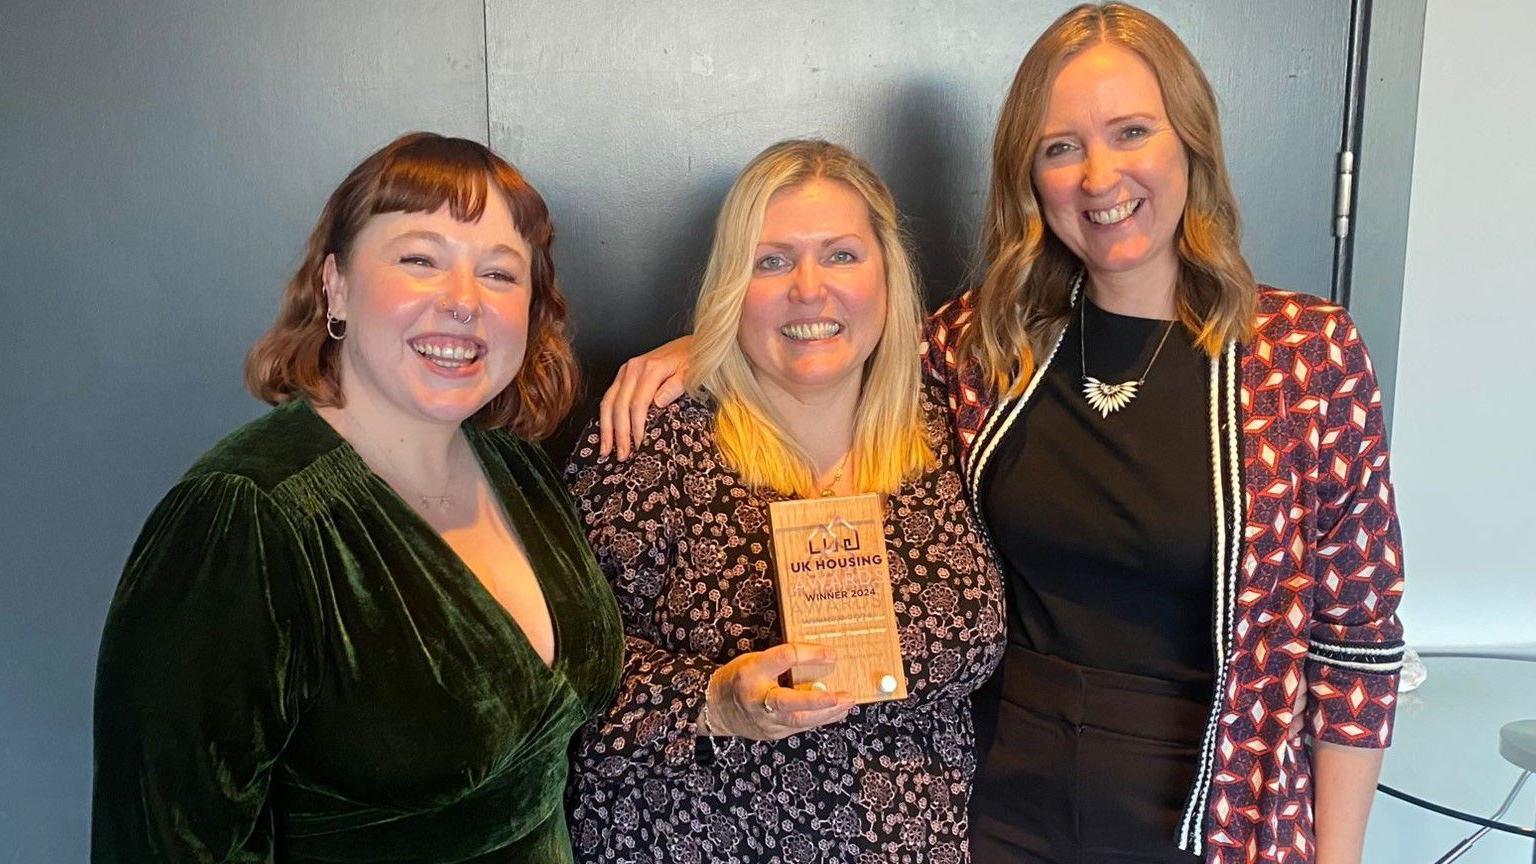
[1331,0,1374,307]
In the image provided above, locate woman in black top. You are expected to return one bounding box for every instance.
[593,5,1405,862]
[973,292,1213,861]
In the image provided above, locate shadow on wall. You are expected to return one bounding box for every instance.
[869,76,981,314]
[552,168,733,459]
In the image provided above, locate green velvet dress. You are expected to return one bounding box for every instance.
[92,399,623,863]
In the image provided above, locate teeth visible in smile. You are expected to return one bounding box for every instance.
[413,342,480,361]
[1086,199,1142,225]
[780,321,843,341]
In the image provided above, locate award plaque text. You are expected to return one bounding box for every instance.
[767,493,907,704]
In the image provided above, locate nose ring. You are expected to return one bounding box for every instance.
[450,309,473,324]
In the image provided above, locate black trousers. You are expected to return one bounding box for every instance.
[969,645,1208,864]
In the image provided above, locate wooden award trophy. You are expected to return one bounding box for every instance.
[767,493,907,704]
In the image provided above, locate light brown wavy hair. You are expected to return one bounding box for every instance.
[244,132,577,438]
[963,1,1256,395]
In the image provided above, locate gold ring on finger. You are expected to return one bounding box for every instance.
[762,688,778,715]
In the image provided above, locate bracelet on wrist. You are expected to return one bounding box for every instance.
[695,693,742,761]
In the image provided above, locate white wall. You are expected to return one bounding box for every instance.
[1365,1,1536,860]
[1389,0,1536,650]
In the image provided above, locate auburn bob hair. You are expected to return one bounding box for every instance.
[244,132,577,439]
[964,2,1257,396]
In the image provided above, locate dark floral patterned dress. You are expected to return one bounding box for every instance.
[564,384,1006,864]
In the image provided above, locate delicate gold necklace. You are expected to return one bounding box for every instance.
[818,452,852,498]
[350,421,459,513]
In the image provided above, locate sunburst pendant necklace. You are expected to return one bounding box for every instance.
[1079,297,1178,418]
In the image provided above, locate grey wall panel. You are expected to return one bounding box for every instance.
[488,0,1351,442]
[0,1,1390,856]
[1350,0,1429,430]
[0,1,486,857]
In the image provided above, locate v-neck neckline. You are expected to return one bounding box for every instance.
[461,429,565,674]
[301,401,566,675]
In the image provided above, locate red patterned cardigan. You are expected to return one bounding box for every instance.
[924,286,1405,863]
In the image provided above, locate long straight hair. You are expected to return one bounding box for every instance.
[688,139,934,498]
[964,2,1256,396]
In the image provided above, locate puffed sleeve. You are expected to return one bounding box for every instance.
[93,472,318,863]
[1302,309,1407,747]
[564,409,720,774]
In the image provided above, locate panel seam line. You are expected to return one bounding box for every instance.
[482,0,492,145]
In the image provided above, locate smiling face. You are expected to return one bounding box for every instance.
[1032,42,1189,291]
[323,189,533,428]
[736,178,887,403]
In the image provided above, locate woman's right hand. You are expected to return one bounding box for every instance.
[598,336,694,460]
[702,643,855,741]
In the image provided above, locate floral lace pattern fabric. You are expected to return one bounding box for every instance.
[564,385,1006,864]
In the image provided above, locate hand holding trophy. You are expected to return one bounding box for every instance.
[769,494,908,705]
[701,643,855,741]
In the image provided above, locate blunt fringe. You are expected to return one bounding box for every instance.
[963,1,1257,396]
[244,131,577,439]
[687,139,935,498]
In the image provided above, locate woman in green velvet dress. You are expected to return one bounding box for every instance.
[92,132,622,863]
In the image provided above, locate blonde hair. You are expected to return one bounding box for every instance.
[687,139,934,498]
[964,1,1256,396]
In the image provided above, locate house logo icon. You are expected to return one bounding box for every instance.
[806,517,861,556]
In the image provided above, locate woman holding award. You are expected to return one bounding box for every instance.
[591,4,1406,861]
[564,139,1006,864]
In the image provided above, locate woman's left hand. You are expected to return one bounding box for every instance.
[703,643,856,741]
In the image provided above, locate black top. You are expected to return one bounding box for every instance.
[981,298,1215,685]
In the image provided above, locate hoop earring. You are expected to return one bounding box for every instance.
[326,314,346,341]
